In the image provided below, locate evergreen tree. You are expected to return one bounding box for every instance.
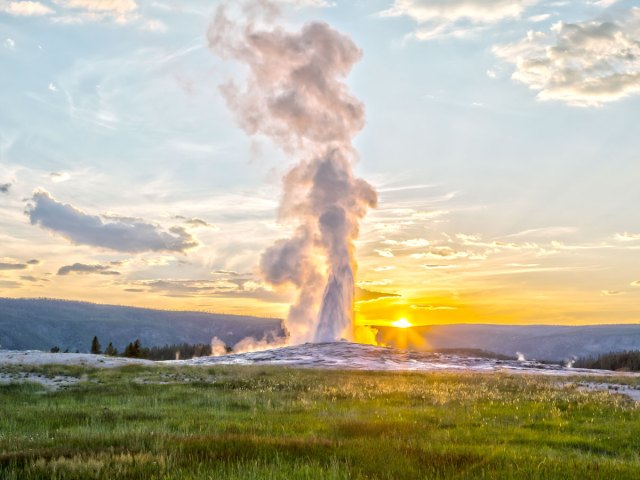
[50,346,60,353]
[90,336,102,354]
[124,339,142,358]
[104,342,118,356]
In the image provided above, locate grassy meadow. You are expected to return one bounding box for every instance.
[1,364,639,479]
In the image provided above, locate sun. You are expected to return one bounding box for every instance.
[392,318,412,329]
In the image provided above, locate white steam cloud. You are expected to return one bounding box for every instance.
[233,334,288,354]
[209,1,376,344]
[210,336,228,357]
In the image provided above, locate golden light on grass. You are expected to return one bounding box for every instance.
[392,318,412,329]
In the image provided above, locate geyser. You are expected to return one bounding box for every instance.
[210,1,376,344]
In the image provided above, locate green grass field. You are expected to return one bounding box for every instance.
[1,364,639,479]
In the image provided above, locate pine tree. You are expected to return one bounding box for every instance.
[124,339,142,358]
[90,336,102,354]
[50,346,60,353]
[104,342,118,356]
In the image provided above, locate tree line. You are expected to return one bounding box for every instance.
[50,336,233,360]
[574,350,640,372]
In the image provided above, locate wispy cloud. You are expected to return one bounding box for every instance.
[174,216,217,229]
[57,262,120,275]
[355,287,400,302]
[0,1,53,16]
[278,0,335,8]
[615,232,640,242]
[52,0,138,23]
[410,246,485,260]
[504,226,576,238]
[528,13,551,23]
[50,172,70,183]
[421,264,458,269]
[380,0,538,41]
[0,261,28,270]
[410,304,457,310]
[0,258,37,270]
[601,290,624,296]
[129,278,285,301]
[382,238,430,248]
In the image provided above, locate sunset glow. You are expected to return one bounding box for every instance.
[0,0,638,331]
[392,318,412,329]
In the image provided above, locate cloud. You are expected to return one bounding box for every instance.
[27,190,198,253]
[53,0,136,18]
[131,278,284,301]
[493,8,640,106]
[382,238,430,248]
[410,304,457,310]
[0,258,36,270]
[0,261,27,270]
[20,275,40,282]
[279,0,334,7]
[174,216,217,229]
[0,1,53,16]
[380,0,537,40]
[601,290,624,296]
[592,0,620,7]
[410,247,482,260]
[4,38,15,48]
[0,183,11,193]
[631,281,640,287]
[529,13,551,23]
[0,280,20,289]
[57,263,120,275]
[505,226,576,238]
[615,232,640,242]
[375,249,395,258]
[355,287,400,302]
[51,0,142,24]
[373,266,395,272]
[50,172,70,183]
[357,279,392,287]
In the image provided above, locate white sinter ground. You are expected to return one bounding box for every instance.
[2,343,640,400]
[0,350,152,368]
[164,342,637,377]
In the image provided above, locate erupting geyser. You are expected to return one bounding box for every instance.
[210,1,377,344]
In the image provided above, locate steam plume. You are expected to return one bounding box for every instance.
[209,2,376,344]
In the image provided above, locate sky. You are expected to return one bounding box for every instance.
[1,0,639,327]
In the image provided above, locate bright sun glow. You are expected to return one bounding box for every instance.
[392,318,412,328]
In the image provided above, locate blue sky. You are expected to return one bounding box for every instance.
[1,0,639,326]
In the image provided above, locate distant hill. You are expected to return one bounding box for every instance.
[377,324,640,362]
[3,298,638,361]
[0,298,286,352]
